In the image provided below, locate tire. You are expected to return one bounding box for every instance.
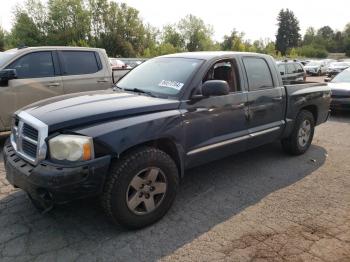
[101,147,179,229]
[281,110,315,155]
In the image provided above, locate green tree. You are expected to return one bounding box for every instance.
[0,26,5,51]
[98,2,147,57]
[88,0,109,43]
[264,41,278,56]
[303,27,316,45]
[276,9,301,55]
[296,45,328,58]
[221,29,246,51]
[161,25,184,51]
[47,0,91,45]
[178,15,214,51]
[10,11,44,46]
[317,26,334,39]
[344,38,350,57]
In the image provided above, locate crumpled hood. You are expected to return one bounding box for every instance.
[21,89,180,132]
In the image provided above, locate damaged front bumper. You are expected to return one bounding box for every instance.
[3,139,111,210]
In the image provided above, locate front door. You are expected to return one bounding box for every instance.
[183,59,249,168]
[0,51,63,130]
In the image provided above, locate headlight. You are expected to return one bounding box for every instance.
[49,135,94,162]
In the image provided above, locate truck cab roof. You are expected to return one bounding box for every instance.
[161,51,273,61]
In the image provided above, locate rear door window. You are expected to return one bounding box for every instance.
[294,63,303,73]
[243,57,274,91]
[7,51,55,79]
[59,51,100,75]
[286,63,297,74]
[278,64,286,75]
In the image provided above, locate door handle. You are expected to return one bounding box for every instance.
[97,80,109,83]
[47,82,60,87]
[272,97,283,101]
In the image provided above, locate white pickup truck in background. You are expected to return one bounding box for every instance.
[0,46,115,132]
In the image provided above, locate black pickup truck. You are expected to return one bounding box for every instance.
[3,52,331,229]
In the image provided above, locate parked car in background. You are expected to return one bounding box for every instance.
[326,62,350,78]
[120,58,147,69]
[4,52,330,229]
[304,61,327,76]
[300,60,310,66]
[328,68,350,111]
[276,60,306,83]
[0,46,114,132]
[109,58,126,70]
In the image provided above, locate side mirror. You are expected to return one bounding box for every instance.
[298,69,304,73]
[324,78,331,82]
[0,69,17,87]
[201,80,229,97]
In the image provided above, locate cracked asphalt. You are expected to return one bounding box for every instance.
[0,112,350,262]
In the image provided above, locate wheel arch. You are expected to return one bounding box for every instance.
[116,138,185,180]
[300,105,318,123]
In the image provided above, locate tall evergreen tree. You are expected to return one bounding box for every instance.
[276,9,301,55]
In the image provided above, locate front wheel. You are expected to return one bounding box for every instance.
[101,147,179,229]
[281,110,315,155]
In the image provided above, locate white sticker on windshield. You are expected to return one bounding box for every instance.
[159,80,184,90]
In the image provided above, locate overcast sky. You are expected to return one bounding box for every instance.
[1,0,349,42]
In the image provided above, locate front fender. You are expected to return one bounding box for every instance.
[72,110,185,158]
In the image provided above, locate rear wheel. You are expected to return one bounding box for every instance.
[281,110,315,155]
[101,147,179,229]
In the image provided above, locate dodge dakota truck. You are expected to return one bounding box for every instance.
[3,52,331,229]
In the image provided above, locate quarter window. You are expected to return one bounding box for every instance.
[7,52,55,79]
[60,51,100,75]
[243,57,274,91]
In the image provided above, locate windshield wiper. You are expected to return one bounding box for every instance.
[122,88,157,97]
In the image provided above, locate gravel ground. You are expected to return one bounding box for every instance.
[0,113,349,262]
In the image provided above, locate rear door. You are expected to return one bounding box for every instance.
[242,56,285,148]
[1,51,63,129]
[58,50,111,93]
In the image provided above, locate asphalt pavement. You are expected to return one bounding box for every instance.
[0,112,350,261]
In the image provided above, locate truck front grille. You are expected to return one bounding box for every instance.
[23,123,39,141]
[22,139,38,158]
[10,111,48,165]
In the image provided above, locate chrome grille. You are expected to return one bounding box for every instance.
[23,123,39,141]
[10,111,48,165]
[22,139,38,158]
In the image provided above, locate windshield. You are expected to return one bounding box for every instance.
[117,57,202,97]
[307,61,321,66]
[0,49,18,68]
[331,70,350,83]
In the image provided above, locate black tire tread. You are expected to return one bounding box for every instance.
[101,147,178,228]
[281,110,315,155]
